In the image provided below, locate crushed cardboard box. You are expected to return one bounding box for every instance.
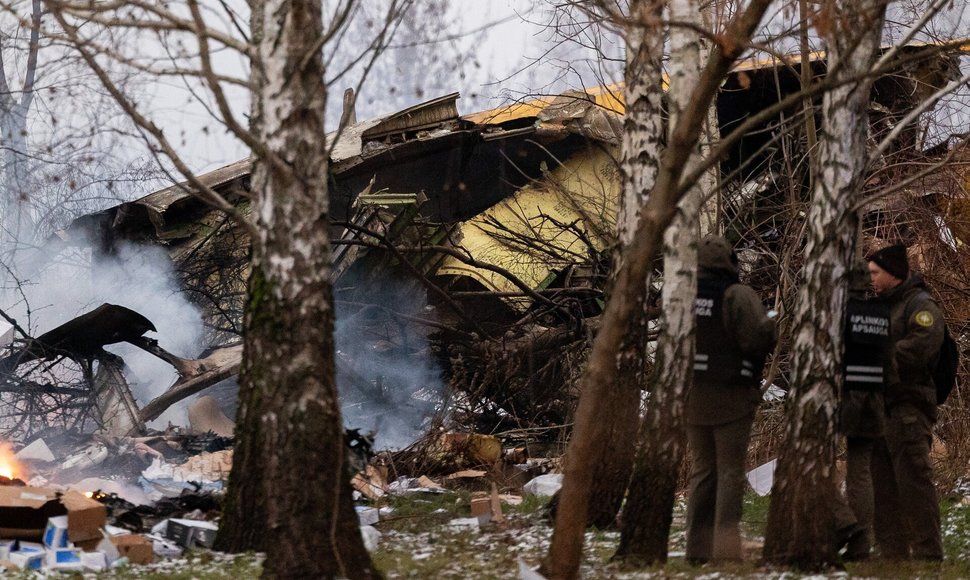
[0,486,106,543]
[111,534,153,565]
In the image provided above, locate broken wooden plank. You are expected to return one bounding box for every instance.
[138,344,243,423]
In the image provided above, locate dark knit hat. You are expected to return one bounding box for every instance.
[866,243,909,280]
[698,235,739,275]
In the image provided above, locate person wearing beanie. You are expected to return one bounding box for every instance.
[868,243,910,280]
[831,261,891,561]
[866,243,909,293]
[685,235,775,563]
[866,243,945,560]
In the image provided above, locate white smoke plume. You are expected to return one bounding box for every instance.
[3,234,449,444]
[1,239,204,428]
[335,277,446,451]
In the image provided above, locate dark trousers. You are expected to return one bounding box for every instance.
[832,438,876,556]
[872,406,943,560]
[846,438,876,553]
[685,413,754,561]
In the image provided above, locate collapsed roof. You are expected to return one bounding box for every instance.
[3,42,965,436]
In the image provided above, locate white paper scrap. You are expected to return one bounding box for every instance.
[746,458,776,496]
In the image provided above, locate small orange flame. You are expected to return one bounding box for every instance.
[0,443,23,481]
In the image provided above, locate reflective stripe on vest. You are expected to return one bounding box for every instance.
[694,277,759,386]
[843,297,890,391]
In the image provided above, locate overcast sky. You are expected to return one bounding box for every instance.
[149,0,966,177]
[142,0,626,174]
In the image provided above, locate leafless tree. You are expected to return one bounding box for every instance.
[761,0,963,568]
[616,0,719,562]
[37,0,428,576]
[541,0,774,576]
[0,0,158,274]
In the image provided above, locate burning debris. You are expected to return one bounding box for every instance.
[0,427,231,571]
[0,299,244,571]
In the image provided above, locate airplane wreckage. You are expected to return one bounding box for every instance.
[0,43,967,446]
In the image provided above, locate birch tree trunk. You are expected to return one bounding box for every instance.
[616,0,716,562]
[216,2,378,578]
[0,0,40,260]
[585,0,664,530]
[541,1,772,577]
[763,0,887,568]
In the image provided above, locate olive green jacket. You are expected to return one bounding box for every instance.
[882,274,944,422]
[687,239,776,426]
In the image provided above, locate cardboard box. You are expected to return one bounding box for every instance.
[470,493,491,519]
[8,550,43,570]
[13,541,43,553]
[0,487,106,543]
[43,515,69,549]
[164,519,218,548]
[8,542,44,570]
[110,534,153,565]
[59,490,107,543]
[45,547,84,571]
[74,537,101,551]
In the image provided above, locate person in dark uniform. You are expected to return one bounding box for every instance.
[866,243,944,560]
[686,235,776,563]
[832,262,891,560]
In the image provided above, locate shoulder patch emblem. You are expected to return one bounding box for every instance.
[915,311,935,327]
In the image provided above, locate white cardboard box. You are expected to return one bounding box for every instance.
[43,515,70,548]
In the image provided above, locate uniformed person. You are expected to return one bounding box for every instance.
[686,235,775,563]
[866,243,944,560]
[833,263,891,560]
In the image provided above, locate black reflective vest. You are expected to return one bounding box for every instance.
[843,297,890,391]
[694,278,760,386]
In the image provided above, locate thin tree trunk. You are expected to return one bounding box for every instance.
[763,0,887,568]
[216,2,378,578]
[0,0,40,260]
[541,2,773,577]
[585,0,664,530]
[1,125,34,246]
[616,0,714,562]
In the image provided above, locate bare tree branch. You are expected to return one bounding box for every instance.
[45,3,257,236]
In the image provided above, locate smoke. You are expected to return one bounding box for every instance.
[2,232,447,445]
[1,238,205,428]
[335,277,446,451]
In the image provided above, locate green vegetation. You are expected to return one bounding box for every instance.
[741,490,771,538]
[375,490,472,533]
